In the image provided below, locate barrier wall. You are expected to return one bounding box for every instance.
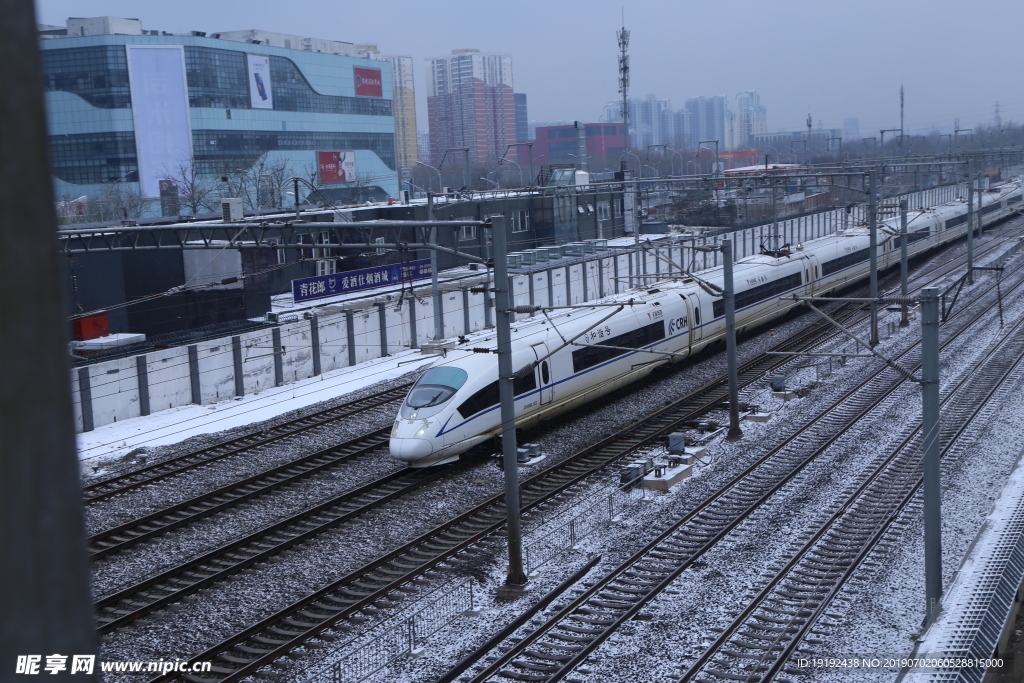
[69,181,993,432]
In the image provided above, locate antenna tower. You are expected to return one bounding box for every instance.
[900,83,905,145]
[617,20,630,170]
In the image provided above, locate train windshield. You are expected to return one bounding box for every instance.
[402,367,469,418]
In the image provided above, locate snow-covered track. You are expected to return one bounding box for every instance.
[82,384,412,504]
[88,427,393,560]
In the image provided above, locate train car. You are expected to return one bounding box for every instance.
[391,179,1022,466]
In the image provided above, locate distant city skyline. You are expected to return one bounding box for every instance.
[35,0,1024,138]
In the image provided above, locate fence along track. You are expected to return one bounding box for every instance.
[88,428,392,560]
[681,287,1024,683]
[145,238,1015,683]
[450,241,1024,683]
[83,384,411,504]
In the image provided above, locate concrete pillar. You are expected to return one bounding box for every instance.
[528,274,536,316]
[272,327,284,386]
[408,296,418,349]
[188,345,201,405]
[462,289,471,334]
[310,313,322,375]
[231,336,244,398]
[136,355,150,416]
[77,367,93,432]
[377,303,388,356]
[564,265,571,304]
[598,257,605,298]
[346,310,356,366]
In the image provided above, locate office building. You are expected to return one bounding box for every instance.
[357,45,418,171]
[514,93,529,143]
[41,17,398,219]
[533,123,627,165]
[426,49,515,166]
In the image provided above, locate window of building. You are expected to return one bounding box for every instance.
[459,225,477,241]
[511,210,529,232]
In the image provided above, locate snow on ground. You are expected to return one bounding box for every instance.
[76,348,435,465]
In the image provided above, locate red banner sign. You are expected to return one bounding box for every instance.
[353,67,383,97]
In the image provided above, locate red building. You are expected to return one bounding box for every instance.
[533,123,627,166]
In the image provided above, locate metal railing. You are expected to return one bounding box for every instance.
[297,578,476,683]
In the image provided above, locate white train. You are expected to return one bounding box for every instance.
[391,181,1022,466]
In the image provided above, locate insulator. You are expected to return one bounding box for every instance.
[512,305,539,314]
[471,348,493,354]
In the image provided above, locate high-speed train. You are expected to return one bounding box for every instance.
[391,180,1023,466]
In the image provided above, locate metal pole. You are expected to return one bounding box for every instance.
[900,200,910,327]
[428,193,443,340]
[771,177,778,250]
[967,158,975,285]
[920,287,942,624]
[463,148,470,193]
[868,170,879,346]
[293,177,300,220]
[491,215,527,589]
[1,0,98,674]
[723,239,742,440]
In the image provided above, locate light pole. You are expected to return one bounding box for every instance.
[863,137,878,158]
[955,128,972,150]
[642,164,658,178]
[480,176,500,190]
[440,147,471,191]
[415,160,442,193]
[498,157,524,188]
[666,147,683,176]
[647,144,667,176]
[501,142,534,187]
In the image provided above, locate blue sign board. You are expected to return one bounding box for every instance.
[292,259,432,303]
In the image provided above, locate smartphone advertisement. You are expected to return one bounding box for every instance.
[317,151,357,183]
[247,54,274,109]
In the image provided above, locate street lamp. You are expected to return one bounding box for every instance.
[480,176,500,190]
[666,147,683,176]
[647,144,667,175]
[415,160,442,192]
[501,142,534,187]
[642,164,658,178]
[498,157,524,188]
[791,140,807,165]
[439,147,470,191]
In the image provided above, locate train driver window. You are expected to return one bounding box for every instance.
[401,367,468,419]
[541,361,550,384]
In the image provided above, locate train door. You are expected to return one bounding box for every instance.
[803,257,814,295]
[685,294,703,344]
[531,343,554,406]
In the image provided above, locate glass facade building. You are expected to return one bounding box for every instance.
[42,26,398,219]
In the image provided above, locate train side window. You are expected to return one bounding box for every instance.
[693,306,701,325]
[541,361,550,384]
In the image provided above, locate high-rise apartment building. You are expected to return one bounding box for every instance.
[630,94,674,149]
[683,95,727,151]
[735,90,767,149]
[843,118,860,146]
[357,45,418,171]
[426,49,515,166]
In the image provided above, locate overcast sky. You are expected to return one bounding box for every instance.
[36,0,1024,139]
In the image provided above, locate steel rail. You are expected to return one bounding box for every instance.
[83,384,411,504]
[88,428,391,560]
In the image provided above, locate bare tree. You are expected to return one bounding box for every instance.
[93,182,147,221]
[161,160,218,216]
[220,153,291,213]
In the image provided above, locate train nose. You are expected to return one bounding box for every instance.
[390,437,434,463]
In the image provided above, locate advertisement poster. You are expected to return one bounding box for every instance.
[292,259,432,303]
[317,151,356,183]
[247,54,273,109]
[353,67,383,97]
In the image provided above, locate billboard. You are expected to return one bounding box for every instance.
[126,46,192,199]
[292,259,432,303]
[353,67,383,97]
[247,54,273,109]
[317,151,356,183]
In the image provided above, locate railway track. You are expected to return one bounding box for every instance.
[679,287,1024,683]
[82,384,411,504]
[144,230,1022,683]
[94,461,471,633]
[435,239,1024,683]
[88,428,392,560]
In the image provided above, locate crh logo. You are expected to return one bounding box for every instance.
[668,316,687,334]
